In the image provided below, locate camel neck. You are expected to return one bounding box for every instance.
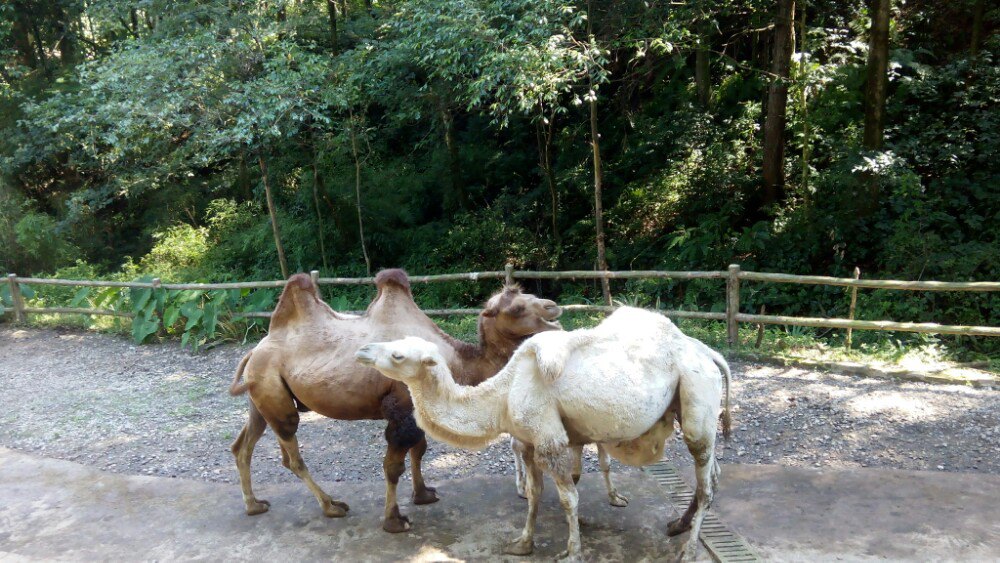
[408,362,510,450]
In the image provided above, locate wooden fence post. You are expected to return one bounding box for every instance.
[727,264,741,350]
[505,263,514,286]
[846,266,860,349]
[7,274,25,323]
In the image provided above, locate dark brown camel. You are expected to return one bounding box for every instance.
[229,269,562,532]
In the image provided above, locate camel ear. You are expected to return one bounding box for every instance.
[482,307,498,318]
[421,354,438,367]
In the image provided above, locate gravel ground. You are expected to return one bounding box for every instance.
[1,326,997,492]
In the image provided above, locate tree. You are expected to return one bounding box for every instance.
[257,149,289,279]
[970,0,985,59]
[587,1,611,305]
[695,15,712,108]
[761,0,796,209]
[863,0,891,151]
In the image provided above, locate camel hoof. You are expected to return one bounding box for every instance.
[383,514,412,533]
[680,539,699,561]
[245,501,271,516]
[517,491,528,500]
[502,538,534,556]
[572,473,581,485]
[413,487,440,505]
[666,517,691,537]
[331,500,350,512]
[609,493,630,507]
[556,550,583,562]
[323,503,348,518]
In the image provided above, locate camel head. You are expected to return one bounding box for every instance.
[481,285,562,341]
[355,337,444,384]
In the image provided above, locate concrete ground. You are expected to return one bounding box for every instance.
[1,447,999,562]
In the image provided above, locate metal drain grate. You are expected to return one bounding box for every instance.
[643,461,762,563]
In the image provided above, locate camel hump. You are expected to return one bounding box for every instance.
[270,273,321,331]
[375,269,411,294]
[524,331,581,384]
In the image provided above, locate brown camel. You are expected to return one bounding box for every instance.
[228,269,562,532]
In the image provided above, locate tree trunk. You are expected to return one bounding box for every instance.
[325,0,339,52]
[439,102,465,212]
[348,111,372,276]
[28,12,49,74]
[861,0,891,212]
[695,18,712,108]
[258,152,290,279]
[364,0,374,17]
[129,9,140,38]
[587,1,611,305]
[589,88,612,306]
[761,0,796,209]
[536,112,560,246]
[56,7,77,65]
[863,0,890,151]
[799,0,810,196]
[238,149,251,200]
[11,8,37,68]
[310,131,330,271]
[970,0,985,59]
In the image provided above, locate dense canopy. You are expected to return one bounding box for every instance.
[0,0,997,352]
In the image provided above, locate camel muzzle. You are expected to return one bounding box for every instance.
[354,345,378,366]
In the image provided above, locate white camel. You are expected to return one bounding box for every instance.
[356,307,732,561]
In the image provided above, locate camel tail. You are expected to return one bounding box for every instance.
[687,336,732,440]
[710,348,733,441]
[229,351,252,396]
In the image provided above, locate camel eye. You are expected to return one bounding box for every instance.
[507,304,526,317]
[391,353,404,361]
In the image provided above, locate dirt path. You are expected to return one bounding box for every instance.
[1,326,997,489]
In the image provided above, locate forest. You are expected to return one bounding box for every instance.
[0,0,997,355]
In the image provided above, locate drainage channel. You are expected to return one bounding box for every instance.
[643,461,761,563]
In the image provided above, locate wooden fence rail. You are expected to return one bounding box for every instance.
[3,265,998,349]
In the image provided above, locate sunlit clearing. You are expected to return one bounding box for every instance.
[427,452,474,471]
[847,392,938,421]
[408,545,462,562]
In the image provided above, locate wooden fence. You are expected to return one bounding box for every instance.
[4,264,1000,349]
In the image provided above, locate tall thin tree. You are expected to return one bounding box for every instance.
[861,0,891,211]
[970,0,985,59]
[348,110,372,276]
[587,2,611,305]
[761,0,796,208]
[863,0,891,151]
[695,15,712,108]
[258,150,290,279]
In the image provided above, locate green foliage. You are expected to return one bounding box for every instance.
[139,225,211,280]
[1,0,997,359]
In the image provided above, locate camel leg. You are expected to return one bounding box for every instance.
[251,375,348,519]
[538,447,583,562]
[597,444,629,507]
[667,498,697,537]
[230,399,270,516]
[381,443,411,533]
[668,459,722,537]
[503,445,543,556]
[675,408,719,560]
[274,431,349,518]
[409,436,439,505]
[511,437,528,499]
